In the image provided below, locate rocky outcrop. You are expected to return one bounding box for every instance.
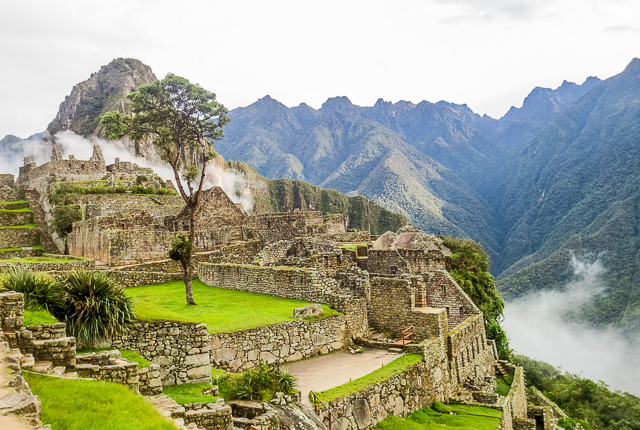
[46,58,157,155]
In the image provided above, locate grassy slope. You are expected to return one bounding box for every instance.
[316,354,423,402]
[376,402,502,430]
[163,383,218,405]
[24,372,177,430]
[23,309,58,325]
[126,279,340,334]
[0,223,36,229]
[0,256,79,263]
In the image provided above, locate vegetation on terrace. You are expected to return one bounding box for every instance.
[163,382,218,405]
[375,401,502,430]
[49,182,177,205]
[23,372,177,430]
[24,308,58,325]
[0,223,37,229]
[314,353,423,403]
[440,235,511,360]
[514,354,640,430]
[495,373,513,397]
[0,256,84,263]
[0,200,28,205]
[126,279,340,334]
[215,361,297,402]
[0,245,43,252]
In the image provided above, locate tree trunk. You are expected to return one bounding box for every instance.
[183,199,199,306]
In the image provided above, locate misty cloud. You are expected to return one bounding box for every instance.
[433,0,545,21]
[603,25,640,33]
[503,255,640,395]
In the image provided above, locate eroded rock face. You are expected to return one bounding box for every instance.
[46,58,157,156]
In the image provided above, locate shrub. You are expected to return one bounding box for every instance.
[216,361,298,401]
[51,204,82,238]
[0,267,62,311]
[54,271,135,346]
[169,234,192,262]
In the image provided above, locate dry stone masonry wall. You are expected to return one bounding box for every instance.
[210,316,347,371]
[112,321,212,385]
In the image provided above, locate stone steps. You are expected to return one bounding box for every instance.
[32,360,53,374]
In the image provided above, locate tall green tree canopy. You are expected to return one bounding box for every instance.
[101,74,230,305]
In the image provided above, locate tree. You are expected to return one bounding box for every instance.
[439,236,512,360]
[100,74,230,305]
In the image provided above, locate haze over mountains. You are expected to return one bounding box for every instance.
[3,57,640,337]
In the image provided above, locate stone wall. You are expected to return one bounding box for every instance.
[24,189,58,253]
[368,276,449,342]
[103,270,184,288]
[74,350,163,396]
[210,316,347,371]
[319,359,435,430]
[112,321,212,386]
[25,322,66,340]
[0,227,39,248]
[0,210,32,226]
[198,262,368,339]
[17,158,106,188]
[447,313,497,392]
[0,174,14,187]
[367,249,446,275]
[254,212,344,244]
[321,230,370,243]
[424,271,480,329]
[0,256,95,273]
[0,186,23,203]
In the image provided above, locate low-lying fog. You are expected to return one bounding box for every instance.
[503,256,640,395]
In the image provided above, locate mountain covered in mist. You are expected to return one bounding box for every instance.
[23,56,640,335]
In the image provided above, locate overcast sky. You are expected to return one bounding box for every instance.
[1,0,639,139]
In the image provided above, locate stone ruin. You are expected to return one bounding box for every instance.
[0,149,537,430]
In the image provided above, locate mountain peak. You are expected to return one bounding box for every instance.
[623,57,640,74]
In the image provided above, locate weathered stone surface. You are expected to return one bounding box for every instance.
[292,304,323,319]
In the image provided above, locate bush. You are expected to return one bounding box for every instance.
[51,204,82,238]
[0,267,62,312]
[170,234,192,262]
[54,271,135,346]
[217,361,297,401]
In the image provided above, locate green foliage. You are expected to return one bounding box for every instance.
[48,182,176,204]
[315,354,423,402]
[23,309,59,325]
[217,360,297,401]
[495,375,512,397]
[163,382,218,405]
[169,233,192,261]
[126,279,339,334]
[51,204,82,238]
[119,350,150,368]
[54,271,135,346]
[558,417,578,430]
[0,223,37,229]
[375,403,502,430]
[440,236,511,360]
[514,354,640,430]
[0,267,62,312]
[24,372,176,430]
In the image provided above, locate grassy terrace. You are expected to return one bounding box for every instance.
[24,372,176,430]
[126,279,341,334]
[0,245,43,252]
[0,200,28,205]
[496,373,514,397]
[376,401,502,430]
[340,243,367,251]
[0,207,31,213]
[315,353,424,403]
[0,223,37,229]
[0,256,81,263]
[24,309,59,325]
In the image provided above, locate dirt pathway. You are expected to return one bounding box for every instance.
[282,348,400,407]
[0,345,38,430]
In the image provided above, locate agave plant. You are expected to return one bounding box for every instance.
[276,369,297,395]
[0,267,62,312]
[55,271,135,346]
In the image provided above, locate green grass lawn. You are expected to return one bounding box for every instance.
[0,200,28,205]
[126,279,341,334]
[0,256,79,263]
[376,401,502,430]
[23,309,59,325]
[496,373,514,397]
[315,354,424,403]
[24,372,177,430]
[0,245,44,252]
[120,350,151,367]
[340,243,367,251]
[0,223,37,229]
[0,207,31,213]
[163,382,218,405]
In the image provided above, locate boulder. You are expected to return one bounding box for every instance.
[291,304,323,319]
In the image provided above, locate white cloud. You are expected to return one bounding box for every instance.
[503,256,640,395]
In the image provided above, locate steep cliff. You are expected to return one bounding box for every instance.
[46,58,157,154]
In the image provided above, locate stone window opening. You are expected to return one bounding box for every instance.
[441,285,446,295]
[460,306,465,316]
